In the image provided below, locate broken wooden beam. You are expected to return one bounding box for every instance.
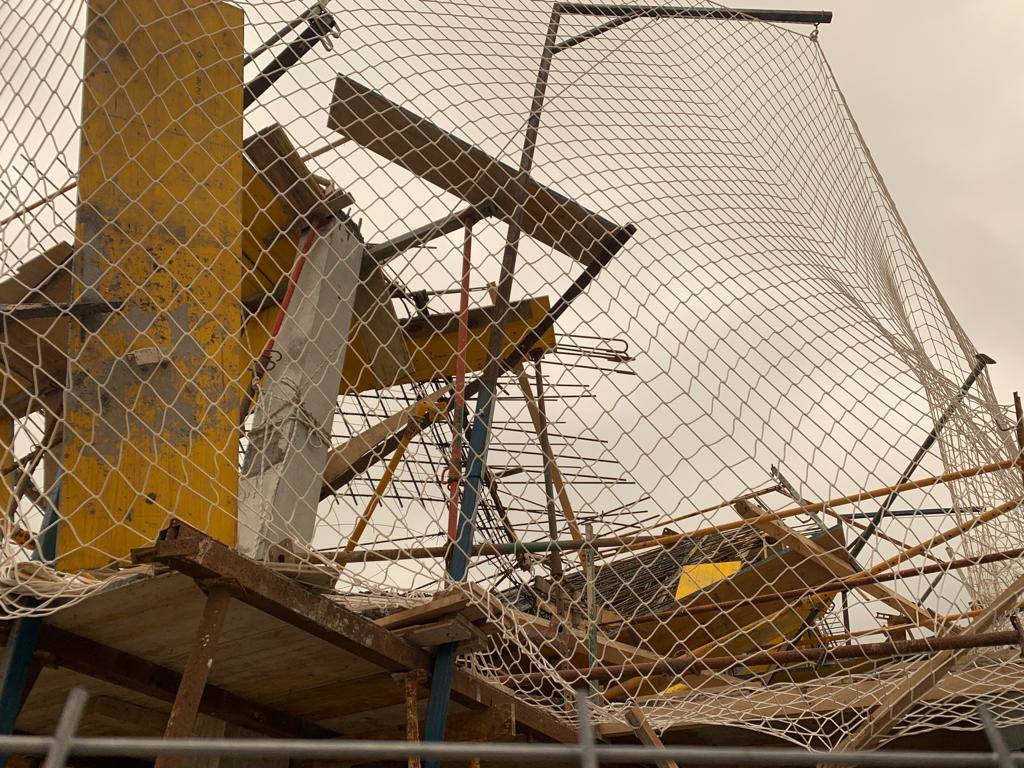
[244,124,352,225]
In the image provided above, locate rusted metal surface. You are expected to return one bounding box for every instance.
[134,521,576,744]
[507,628,1024,686]
[155,587,232,768]
[393,670,426,768]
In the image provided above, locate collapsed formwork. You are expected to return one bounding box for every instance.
[0,0,1023,764]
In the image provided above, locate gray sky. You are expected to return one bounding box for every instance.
[742,0,1024,403]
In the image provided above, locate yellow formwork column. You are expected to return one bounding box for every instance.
[58,0,245,569]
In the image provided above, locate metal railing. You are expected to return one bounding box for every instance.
[3,688,1021,768]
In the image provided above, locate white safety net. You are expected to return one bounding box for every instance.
[1,0,1023,752]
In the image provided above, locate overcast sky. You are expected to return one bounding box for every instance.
[737,0,1024,404]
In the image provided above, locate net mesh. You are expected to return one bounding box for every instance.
[1,0,1023,751]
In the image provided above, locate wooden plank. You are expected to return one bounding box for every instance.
[395,615,486,651]
[244,125,348,225]
[624,707,679,768]
[327,75,633,266]
[58,0,246,569]
[825,571,1024,762]
[733,500,941,630]
[375,593,470,631]
[136,521,577,743]
[239,126,352,300]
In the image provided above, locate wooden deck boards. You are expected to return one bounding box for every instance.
[6,526,575,744]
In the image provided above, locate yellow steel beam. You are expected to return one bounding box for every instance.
[244,295,555,395]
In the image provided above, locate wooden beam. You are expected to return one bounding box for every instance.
[733,500,941,630]
[624,707,679,768]
[327,75,633,267]
[320,387,448,498]
[133,521,576,744]
[244,124,351,225]
[823,570,1024,763]
[1,623,334,738]
[515,363,582,543]
[375,593,470,631]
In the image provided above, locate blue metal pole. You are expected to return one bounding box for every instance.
[419,10,564,761]
[0,470,62,764]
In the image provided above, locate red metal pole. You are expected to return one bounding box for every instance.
[446,220,473,541]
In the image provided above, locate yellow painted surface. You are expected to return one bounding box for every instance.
[243,295,557,394]
[661,593,838,694]
[240,159,303,299]
[58,0,245,569]
[674,561,742,600]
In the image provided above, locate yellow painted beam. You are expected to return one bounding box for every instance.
[243,295,556,395]
[58,0,245,569]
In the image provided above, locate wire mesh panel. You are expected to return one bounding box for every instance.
[0,0,1022,751]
